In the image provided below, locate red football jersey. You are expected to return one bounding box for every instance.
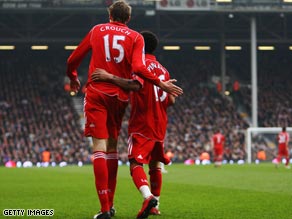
[128,54,170,141]
[212,133,225,148]
[278,131,289,146]
[66,22,160,101]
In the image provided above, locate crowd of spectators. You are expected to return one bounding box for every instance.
[233,52,292,161]
[1,51,291,166]
[0,53,91,166]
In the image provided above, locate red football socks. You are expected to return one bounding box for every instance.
[107,152,118,208]
[285,157,289,166]
[149,168,162,196]
[93,151,109,212]
[131,165,149,189]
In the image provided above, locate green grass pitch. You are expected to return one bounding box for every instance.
[1,163,292,219]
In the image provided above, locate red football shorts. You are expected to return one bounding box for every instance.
[84,86,128,140]
[128,134,170,165]
[278,144,289,157]
[214,146,224,156]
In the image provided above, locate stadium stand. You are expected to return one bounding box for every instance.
[0,52,250,166]
[238,53,292,128]
[2,48,292,166]
[0,53,92,166]
[1,0,292,165]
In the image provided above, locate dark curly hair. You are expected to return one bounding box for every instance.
[140,30,158,54]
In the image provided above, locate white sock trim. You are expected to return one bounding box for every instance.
[139,185,152,199]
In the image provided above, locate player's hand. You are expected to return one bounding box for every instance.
[159,79,183,97]
[70,78,81,93]
[91,68,113,82]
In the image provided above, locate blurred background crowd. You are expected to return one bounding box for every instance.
[1,51,292,166]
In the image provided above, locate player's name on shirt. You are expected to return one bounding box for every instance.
[99,25,131,35]
[147,62,167,74]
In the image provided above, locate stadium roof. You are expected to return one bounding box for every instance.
[1,0,292,46]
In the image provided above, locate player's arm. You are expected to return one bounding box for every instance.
[159,79,183,97]
[168,94,176,106]
[66,31,92,92]
[165,71,176,106]
[131,35,183,97]
[91,68,142,91]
